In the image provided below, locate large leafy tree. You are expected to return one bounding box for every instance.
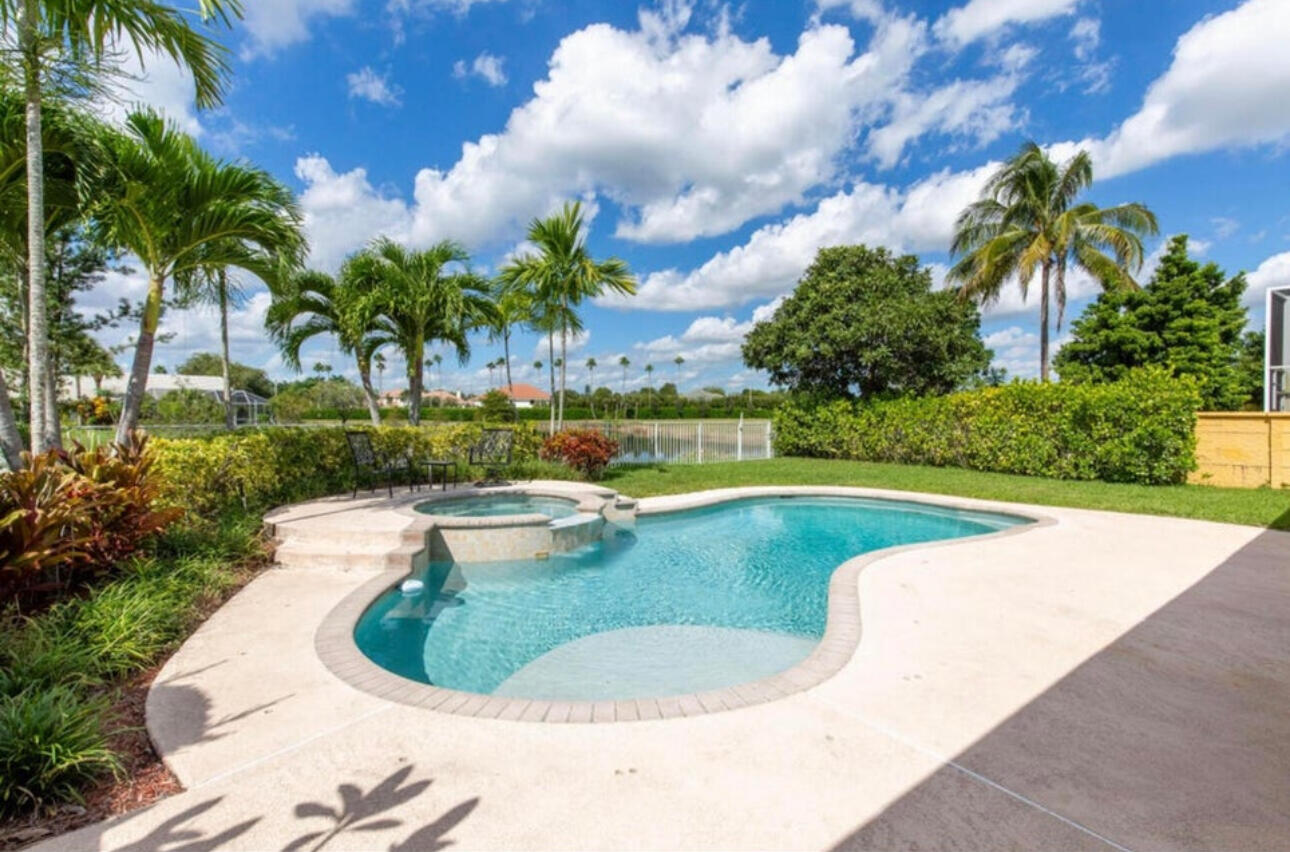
[948,142,1158,381]
[498,202,634,430]
[1055,235,1259,410]
[177,352,273,398]
[351,238,494,425]
[265,266,386,426]
[3,0,240,452]
[91,109,304,443]
[743,245,991,399]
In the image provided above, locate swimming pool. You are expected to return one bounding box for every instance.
[355,496,1026,701]
[415,494,580,519]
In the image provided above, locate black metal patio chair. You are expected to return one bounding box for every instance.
[470,428,514,486]
[345,430,415,498]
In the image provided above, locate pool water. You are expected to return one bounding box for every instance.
[356,496,1025,701]
[415,494,579,519]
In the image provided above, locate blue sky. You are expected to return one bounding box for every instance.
[90,0,1290,395]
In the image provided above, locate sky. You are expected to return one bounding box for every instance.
[85,0,1290,396]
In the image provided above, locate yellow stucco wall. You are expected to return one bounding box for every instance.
[1191,413,1290,489]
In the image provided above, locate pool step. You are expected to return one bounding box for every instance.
[270,515,432,572]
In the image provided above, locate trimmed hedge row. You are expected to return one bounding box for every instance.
[150,423,544,515]
[297,406,777,423]
[772,368,1200,485]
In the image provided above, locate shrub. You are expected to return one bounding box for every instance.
[772,368,1200,485]
[0,685,120,817]
[152,389,224,424]
[0,437,182,606]
[539,429,619,480]
[149,424,544,515]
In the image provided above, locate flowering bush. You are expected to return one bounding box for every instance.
[73,395,114,425]
[539,429,619,480]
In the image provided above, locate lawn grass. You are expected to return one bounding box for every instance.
[603,457,1290,531]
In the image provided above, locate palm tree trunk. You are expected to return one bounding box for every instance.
[547,332,555,433]
[358,356,380,426]
[116,274,164,444]
[1039,262,1052,382]
[588,368,595,419]
[43,361,60,449]
[0,373,23,470]
[21,0,52,454]
[219,272,235,430]
[408,334,424,426]
[502,327,516,422]
[558,307,568,431]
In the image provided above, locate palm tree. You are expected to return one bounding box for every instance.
[0,91,97,462]
[644,362,654,409]
[486,359,497,388]
[432,353,443,386]
[351,238,493,425]
[498,201,634,430]
[94,109,304,443]
[619,355,630,394]
[673,355,684,386]
[375,352,386,392]
[486,281,528,411]
[584,357,597,417]
[948,142,1158,380]
[266,266,386,426]
[185,263,241,429]
[313,362,331,377]
[4,0,240,453]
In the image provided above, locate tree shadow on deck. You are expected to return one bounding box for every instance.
[835,509,1290,851]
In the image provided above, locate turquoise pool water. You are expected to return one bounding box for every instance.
[355,496,1026,700]
[414,494,579,519]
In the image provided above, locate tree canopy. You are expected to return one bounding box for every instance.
[742,245,991,399]
[1054,235,1260,410]
[176,352,274,398]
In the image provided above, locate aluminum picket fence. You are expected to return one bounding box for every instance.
[538,418,773,466]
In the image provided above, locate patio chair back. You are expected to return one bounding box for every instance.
[345,430,405,498]
[345,430,379,469]
[470,428,514,467]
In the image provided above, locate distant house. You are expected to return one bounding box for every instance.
[378,388,405,408]
[383,388,466,408]
[472,383,550,409]
[64,373,269,425]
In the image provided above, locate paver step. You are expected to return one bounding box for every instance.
[273,539,425,572]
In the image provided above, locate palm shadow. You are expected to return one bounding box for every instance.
[115,798,260,852]
[148,682,296,750]
[833,509,1290,851]
[284,764,478,852]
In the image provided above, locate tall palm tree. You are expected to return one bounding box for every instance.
[498,201,634,430]
[375,352,386,392]
[619,355,630,393]
[351,238,493,425]
[948,142,1158,380]
[644,362,654,408]
[4,0,240,453]
[673,355,684,387]
[584,356,597,417]
[0,90,96,463]
[432,353,443,386]
[486,359,497,388]
[93,109,304,442]
[486,281,528,405]
[266,265,386,426]
[185,263,241,429]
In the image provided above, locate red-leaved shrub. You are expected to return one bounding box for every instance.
[539,429,619,480]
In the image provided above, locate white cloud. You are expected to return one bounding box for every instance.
[241,0,356,58]
[866,72,1022,168]
[612,162,997,311]
[452,52,509,87]
[933,0,1080,47]
[293,156,414,271]
[1211,216,1240,240]
[1054,0,1290,178]
[100,49,204,136]
[346,67,403,106]
[1069,16,1099,60]
[1247,251,1290,308]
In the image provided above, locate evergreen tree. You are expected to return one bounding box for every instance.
[1055,235,1252,410]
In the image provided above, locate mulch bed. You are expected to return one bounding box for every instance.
[0,543,271,851]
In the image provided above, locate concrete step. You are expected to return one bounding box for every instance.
[274,539,426,572]
[273,522,428,550]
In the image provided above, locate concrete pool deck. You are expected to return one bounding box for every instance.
[36,485,1290,851]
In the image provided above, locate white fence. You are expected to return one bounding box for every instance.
[538,418,773,466]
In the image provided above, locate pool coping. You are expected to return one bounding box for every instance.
[314,485,1055,723]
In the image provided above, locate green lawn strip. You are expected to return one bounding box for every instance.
[603,458,1290,531]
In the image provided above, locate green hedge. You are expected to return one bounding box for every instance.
[772,369,1201,485]
[297,406,776,423]
[150,423,544,515]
